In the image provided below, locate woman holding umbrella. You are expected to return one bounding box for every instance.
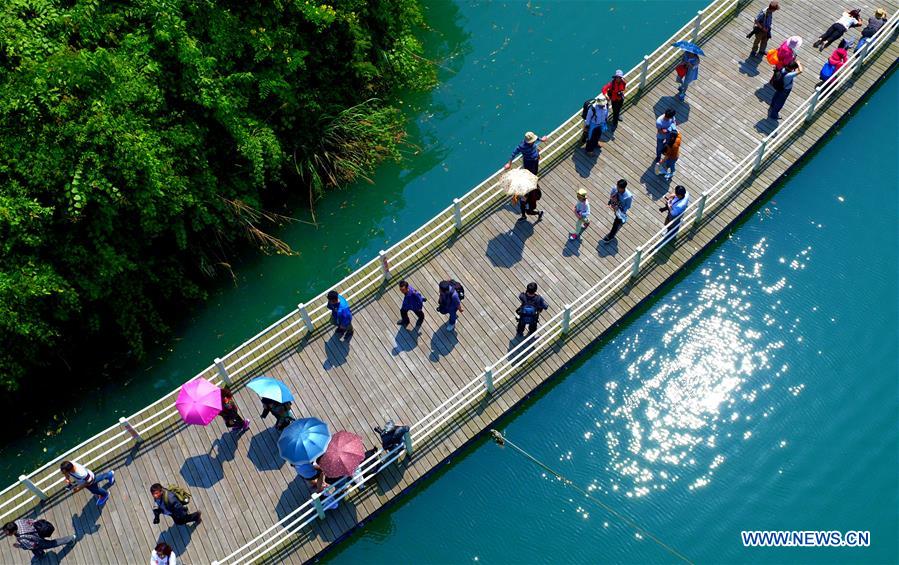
[673,41,703,101]
[499,168,543,223]
[247,376,297,432]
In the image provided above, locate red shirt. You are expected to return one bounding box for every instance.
[602,78,626,102]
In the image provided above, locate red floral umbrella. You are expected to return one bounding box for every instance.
[317,431,365,477]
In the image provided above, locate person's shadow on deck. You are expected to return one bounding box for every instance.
[180,450,225,488]
[640,166,669,201]
[391,324,422,355]
[754,117,778,135]
[572,148,598,178]
[653,96,690,124]
[158,523,194,557]
[428,326,458,361]
[247,426,286,471]
[754,80,775,104]
[598,237,619,257]
[561,235,582,257]
[323,332,350,369]
[70,496,102,540]
[486,220,533,268]
[276,476,308,521]
[739,54,763,77]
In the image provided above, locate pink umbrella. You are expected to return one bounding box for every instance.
[176,377,222,425]
[317,431,365,477]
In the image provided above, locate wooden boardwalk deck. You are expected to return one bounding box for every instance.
[2,0,896,563]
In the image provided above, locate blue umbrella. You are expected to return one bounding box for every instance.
[278,418,331,464]
[672,40,705,56]
[247,376,295,403]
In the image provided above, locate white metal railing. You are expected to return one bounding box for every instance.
[214,7,898,563]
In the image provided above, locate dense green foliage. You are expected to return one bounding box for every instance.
[0,0,435,388]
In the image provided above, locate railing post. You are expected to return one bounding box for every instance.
[453,198,463,230]
[119,417,144,443]
[562,305,571,334]
[298,302,314,333]
[379,250,389,281]
[694,191,709,225]
[639,55,650,90]
[691,10,703,42]
[753,139,768,171]
[630,246,644,279]
[311,492,326,520]
[18,475,48,501]
[484,368,495,394]
[805,87,821,122]
[214,357,232,386]
[402,430,414,456]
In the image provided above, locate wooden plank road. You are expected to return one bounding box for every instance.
[2,0,896,563]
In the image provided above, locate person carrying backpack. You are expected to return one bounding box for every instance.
[583,95,610,156]
[768,61,802,120]
[818,40,850,86]
[516,283,549,337]
[3,519,76,558]
[150,483,201,526]
[437,280,464,332]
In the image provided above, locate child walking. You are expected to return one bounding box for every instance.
[569,189,591,240]
[219,387,250,432]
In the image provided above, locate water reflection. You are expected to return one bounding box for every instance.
[597,235,813,497]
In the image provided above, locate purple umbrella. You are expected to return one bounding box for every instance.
[176,377,222,425]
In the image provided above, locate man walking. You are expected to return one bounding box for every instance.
[518,187,544,222]
[4,519,76,559]
[768,61,802,120]
[436,281,463,332]
[60,460,115,507]
[602,70,627,128]
[659,185,690,237]
[504,131,549,175]
[603,179,633,243]
[569,188,591,241]
[397,280,425,327]
[750,2,779,56]
[150,483,201,526]
[655,109,677,163]
[516,283,549,337]
[326,290,353,338]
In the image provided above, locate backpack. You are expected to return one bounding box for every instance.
[33,519,55,538]
[820,62,837,80]
[520,303,538,323]
[581,98,598,120]
[166,485,191,506]
[771,69,786,91]
[439,279,465,301]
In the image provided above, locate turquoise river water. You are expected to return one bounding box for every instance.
[3,2,896,564]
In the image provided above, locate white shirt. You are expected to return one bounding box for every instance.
[836,12,858,28]
[150,550,178,565]
[67,462,94,487]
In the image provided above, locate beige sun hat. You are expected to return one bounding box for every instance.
[576,188,588,197]
[524,131,538,143]
[596,93,609,105]
[875,8,887,18]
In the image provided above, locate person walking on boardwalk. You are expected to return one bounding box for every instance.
[749,2,779,56]
[569,188,591,241]
[655,124,681,181]
[219,387,250,432]
[855,8,888,53]
[583,95,610,156]
[602,70,627,128]
[60,460,115,507]
[397,280,426,327]
[813,9,863,51]
[504,131,549,175]
[4,519,76,559]
[151,542,177,565]
[260,398,295,431]
[768,61,802,120]
[151,483,201,526]
[326,290,353,338]
[518,186,544,222]
[516,283,549,337]
[659,185,690,237]
[436,280,463,332]
[602,179,633,243]
[676,51,700,101]
[655,109,677,163]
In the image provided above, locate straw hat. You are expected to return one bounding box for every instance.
[576,188,588,197]
[524,131,538,143]
[596,93,609,105]
[875,8,887,18]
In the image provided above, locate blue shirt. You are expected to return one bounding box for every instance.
[401,285,424,311]
[510,139,542,162]
[656,115,676,139]
[669,193,690,218]
[783,70,799,90]
[609,187,633,219]
[755,9,774,33]
[327,294,353,326]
